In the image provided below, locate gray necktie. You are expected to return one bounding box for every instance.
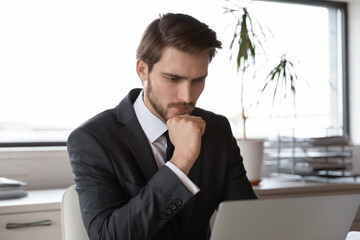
[164,131,174,162]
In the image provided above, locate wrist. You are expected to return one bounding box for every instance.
[169,156,194,175]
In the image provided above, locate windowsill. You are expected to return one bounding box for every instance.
[0,146,66,152]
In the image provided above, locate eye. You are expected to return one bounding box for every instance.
[165,75,179,81]
[193,77,206,83]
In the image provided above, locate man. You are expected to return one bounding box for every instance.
[67,13,257,240]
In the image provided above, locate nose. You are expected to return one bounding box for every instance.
[177,81,192,103]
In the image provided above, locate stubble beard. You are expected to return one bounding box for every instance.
[145,75,170,122]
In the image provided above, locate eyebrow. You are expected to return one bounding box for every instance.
[161,72,208,81]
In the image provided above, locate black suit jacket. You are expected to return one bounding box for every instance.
[67,88,257,240]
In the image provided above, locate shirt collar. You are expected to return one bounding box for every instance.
[133,90,168,143]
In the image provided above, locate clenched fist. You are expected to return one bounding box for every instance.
[166,114,206,175]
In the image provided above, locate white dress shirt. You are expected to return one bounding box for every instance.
[133,91,199,194]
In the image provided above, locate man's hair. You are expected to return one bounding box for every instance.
[136,13,222,72]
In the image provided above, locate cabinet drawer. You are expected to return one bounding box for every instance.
[0,210,61,240]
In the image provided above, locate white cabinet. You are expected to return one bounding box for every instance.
[0,189,66,240]
[0,211,61,240]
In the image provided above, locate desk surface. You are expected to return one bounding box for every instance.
[255,177,360,198]
[0,188,66,214]
[1,177,360,213]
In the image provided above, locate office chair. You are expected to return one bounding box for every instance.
[61,184,89,240]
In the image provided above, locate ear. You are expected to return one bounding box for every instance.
[136,59,148,84]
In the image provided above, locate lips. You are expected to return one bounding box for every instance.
[175,106,188,110]
[174,106,189,113]
[169,102,194,108]
[174,106,195,116]
[168,102,194,115]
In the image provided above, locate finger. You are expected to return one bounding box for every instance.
[189,115,204,122]
[189,116,205,135]
[200,121,206,136]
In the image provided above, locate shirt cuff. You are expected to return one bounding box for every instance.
[165,161,200,195]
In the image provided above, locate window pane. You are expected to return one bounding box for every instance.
[245,1,345,138]
[0,0,346,144]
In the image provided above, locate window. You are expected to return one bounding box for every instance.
[0,0,348,145]
[218,0,348,139]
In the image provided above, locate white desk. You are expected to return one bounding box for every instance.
[0,188,66,240]
[255,177,360,197]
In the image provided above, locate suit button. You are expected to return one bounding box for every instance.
[174,200,182,206]
[160,213,167,219]
[165,208,171,215]
[170,204,177,210]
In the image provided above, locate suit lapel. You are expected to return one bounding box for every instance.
[188,155,202,185]
[118,120,159,181]
[116,89,158,181]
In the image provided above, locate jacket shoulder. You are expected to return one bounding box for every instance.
[67,108,119,142]
[79,108,118,130]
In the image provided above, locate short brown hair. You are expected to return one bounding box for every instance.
[136,13,222,72]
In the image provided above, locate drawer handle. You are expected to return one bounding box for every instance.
[6,219,52,229]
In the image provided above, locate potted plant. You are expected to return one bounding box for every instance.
[224,0,300,185]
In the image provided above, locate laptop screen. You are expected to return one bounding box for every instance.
[211,194,360,240]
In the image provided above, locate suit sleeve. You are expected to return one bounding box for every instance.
[67,128,194,240]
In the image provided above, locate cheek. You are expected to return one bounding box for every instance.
[164,87,177,101]
[150,78,173,101]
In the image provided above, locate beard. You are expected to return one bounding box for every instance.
[145,75,195,122]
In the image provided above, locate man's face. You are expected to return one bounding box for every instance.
[138,47,209,122]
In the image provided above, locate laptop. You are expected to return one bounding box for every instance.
[210,194,360,240]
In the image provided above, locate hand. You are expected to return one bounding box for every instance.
[166,114,206,175]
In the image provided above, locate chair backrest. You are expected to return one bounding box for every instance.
[61,184,89,240]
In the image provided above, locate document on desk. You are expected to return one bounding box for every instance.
[0,177,27,200]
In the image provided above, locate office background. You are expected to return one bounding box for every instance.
[0,0,358,197]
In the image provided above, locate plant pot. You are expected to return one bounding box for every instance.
[236,139,264,186]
